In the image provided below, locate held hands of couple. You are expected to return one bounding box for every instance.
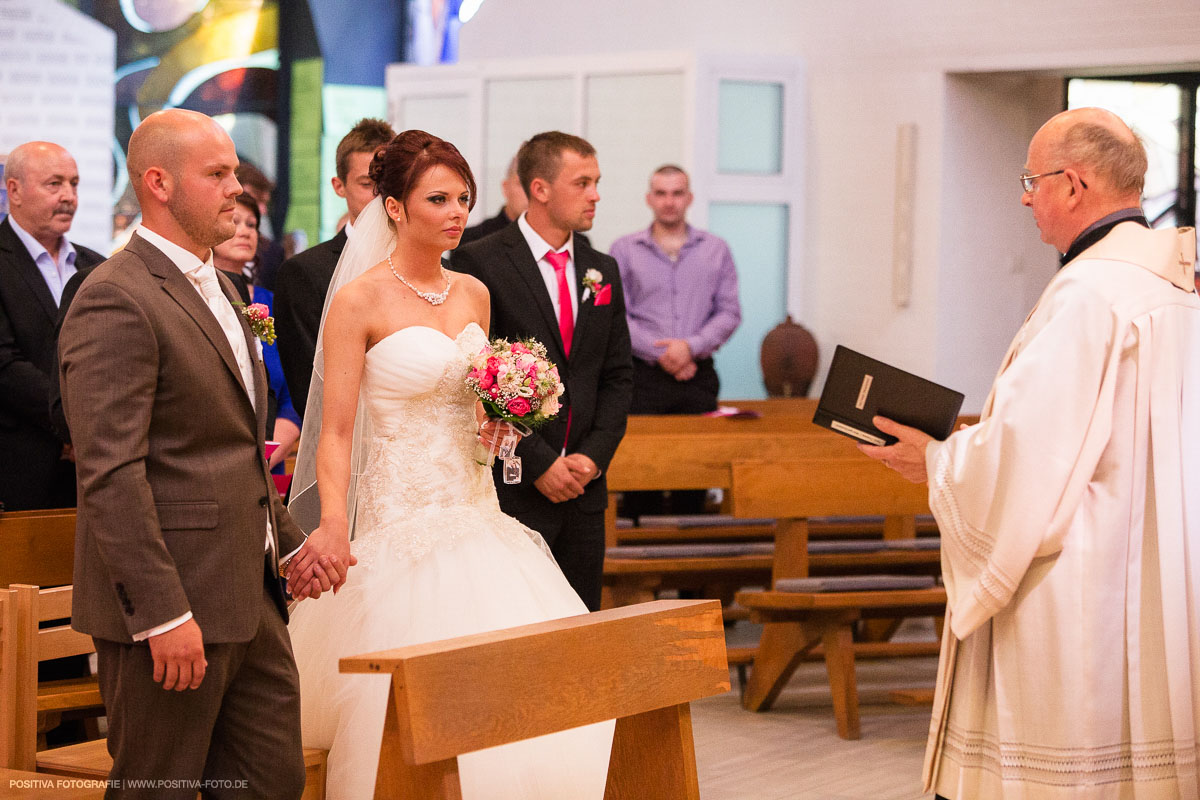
[285,520,357,601]
[534,454,599,503]
[856,416,935,484]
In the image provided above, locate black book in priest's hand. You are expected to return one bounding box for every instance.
[813,345,964,446]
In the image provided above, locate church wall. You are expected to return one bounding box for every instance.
[459,0,1200,410]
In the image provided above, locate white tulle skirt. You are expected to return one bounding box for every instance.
[287,508,613,800]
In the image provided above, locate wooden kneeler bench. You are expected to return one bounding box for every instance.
[734,585,947,740]
[339,599,729,800]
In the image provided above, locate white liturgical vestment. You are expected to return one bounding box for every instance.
[923,222,1200,799]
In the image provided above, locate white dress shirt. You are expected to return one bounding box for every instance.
[517,212,579,324]
[7,213,77,305]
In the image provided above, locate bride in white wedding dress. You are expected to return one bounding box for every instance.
[284,131,613,799]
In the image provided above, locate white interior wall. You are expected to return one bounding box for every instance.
[0,1,114,253]
[460,0,1200,410]
[937,74,1064,410]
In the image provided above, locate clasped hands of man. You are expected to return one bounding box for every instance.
[473,418,599,504]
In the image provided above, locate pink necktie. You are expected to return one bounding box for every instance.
[545,249,574,356]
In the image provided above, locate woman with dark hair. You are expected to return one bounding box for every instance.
[285,131,612,799]
[213,193,301,472]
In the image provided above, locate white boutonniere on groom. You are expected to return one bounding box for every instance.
[581,269,612,306]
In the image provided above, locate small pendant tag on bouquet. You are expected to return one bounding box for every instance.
[502,457,523,484]
[498,431,520,460]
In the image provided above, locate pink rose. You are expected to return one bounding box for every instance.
[245,303,269,321]
[486,356,501,372]
[489,386,499,398]
[511,342,531,355]
[479,373,494,389]
[507,397,531,416]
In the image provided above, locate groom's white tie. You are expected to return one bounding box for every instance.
[191,263,277,559]
[192,264,257,410]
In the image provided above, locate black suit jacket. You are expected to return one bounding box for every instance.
[273,230,346,417]
[457,208,512,247]
[449,224,633,514]
[0,217,103,509]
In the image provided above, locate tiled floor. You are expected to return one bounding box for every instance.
[691,620,939,800]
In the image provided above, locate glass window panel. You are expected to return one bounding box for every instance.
[708,202,789,400]
[717,80,784,175]
[483,77,574,220]
[584,72,686,250]
[1067,79,1181,227]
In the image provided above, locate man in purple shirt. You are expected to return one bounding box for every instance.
[610,165,741,515]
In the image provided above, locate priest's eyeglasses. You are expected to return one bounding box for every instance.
[1019,170,1065,192]
[1017,170,1065,193]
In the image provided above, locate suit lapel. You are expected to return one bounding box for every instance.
[127,235,252,404]
[0,218,58,323]
[501,228,565,357]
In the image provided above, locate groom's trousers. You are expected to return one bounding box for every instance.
[94,582,306,800]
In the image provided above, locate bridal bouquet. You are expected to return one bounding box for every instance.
[466,337,564,482]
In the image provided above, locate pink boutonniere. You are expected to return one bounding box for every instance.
[237,302,277,345]
[582,268,612,306]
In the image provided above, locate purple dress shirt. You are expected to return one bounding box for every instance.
[609,224,741,363]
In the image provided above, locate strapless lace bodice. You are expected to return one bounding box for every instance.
[352,322,506,564]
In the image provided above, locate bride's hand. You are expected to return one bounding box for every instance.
[478,419,513,450]
[286,520,357,595]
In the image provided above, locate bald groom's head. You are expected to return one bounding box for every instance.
[127,109,242,256]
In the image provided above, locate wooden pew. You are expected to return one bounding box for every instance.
[0,511,76,589]
[0,585,101,771]
[602,416,938,608]
[729,458,946,739]
[339,599,729,799]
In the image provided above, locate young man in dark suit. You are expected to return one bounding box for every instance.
[450,131,633,610]
[0,141,103,510]
[273,118,394,417]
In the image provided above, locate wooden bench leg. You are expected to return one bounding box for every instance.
[820,622,860,740]
[605,703,699,800]
[605,579,658,608]
[860,618,902,642]
[742,622,818,712]
[374,683,462,799]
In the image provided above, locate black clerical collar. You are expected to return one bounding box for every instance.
[1060,208,1149,266]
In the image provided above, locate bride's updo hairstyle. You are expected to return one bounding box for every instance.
[369,129,477,219]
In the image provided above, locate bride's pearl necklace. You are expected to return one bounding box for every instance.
[387,255,451,306]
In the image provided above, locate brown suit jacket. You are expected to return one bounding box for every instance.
[59,233,306,644]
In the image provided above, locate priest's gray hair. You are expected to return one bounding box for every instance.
[1058,121,1148,198]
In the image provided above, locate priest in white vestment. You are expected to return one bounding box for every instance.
[860,108,1200,799]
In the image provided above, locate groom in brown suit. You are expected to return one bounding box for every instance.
[60,110,347,798]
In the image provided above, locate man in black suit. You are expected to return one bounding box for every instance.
[457,153,527,246]
[274,118,394,417]
[451,131,633,610]
[0,141,103,510]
